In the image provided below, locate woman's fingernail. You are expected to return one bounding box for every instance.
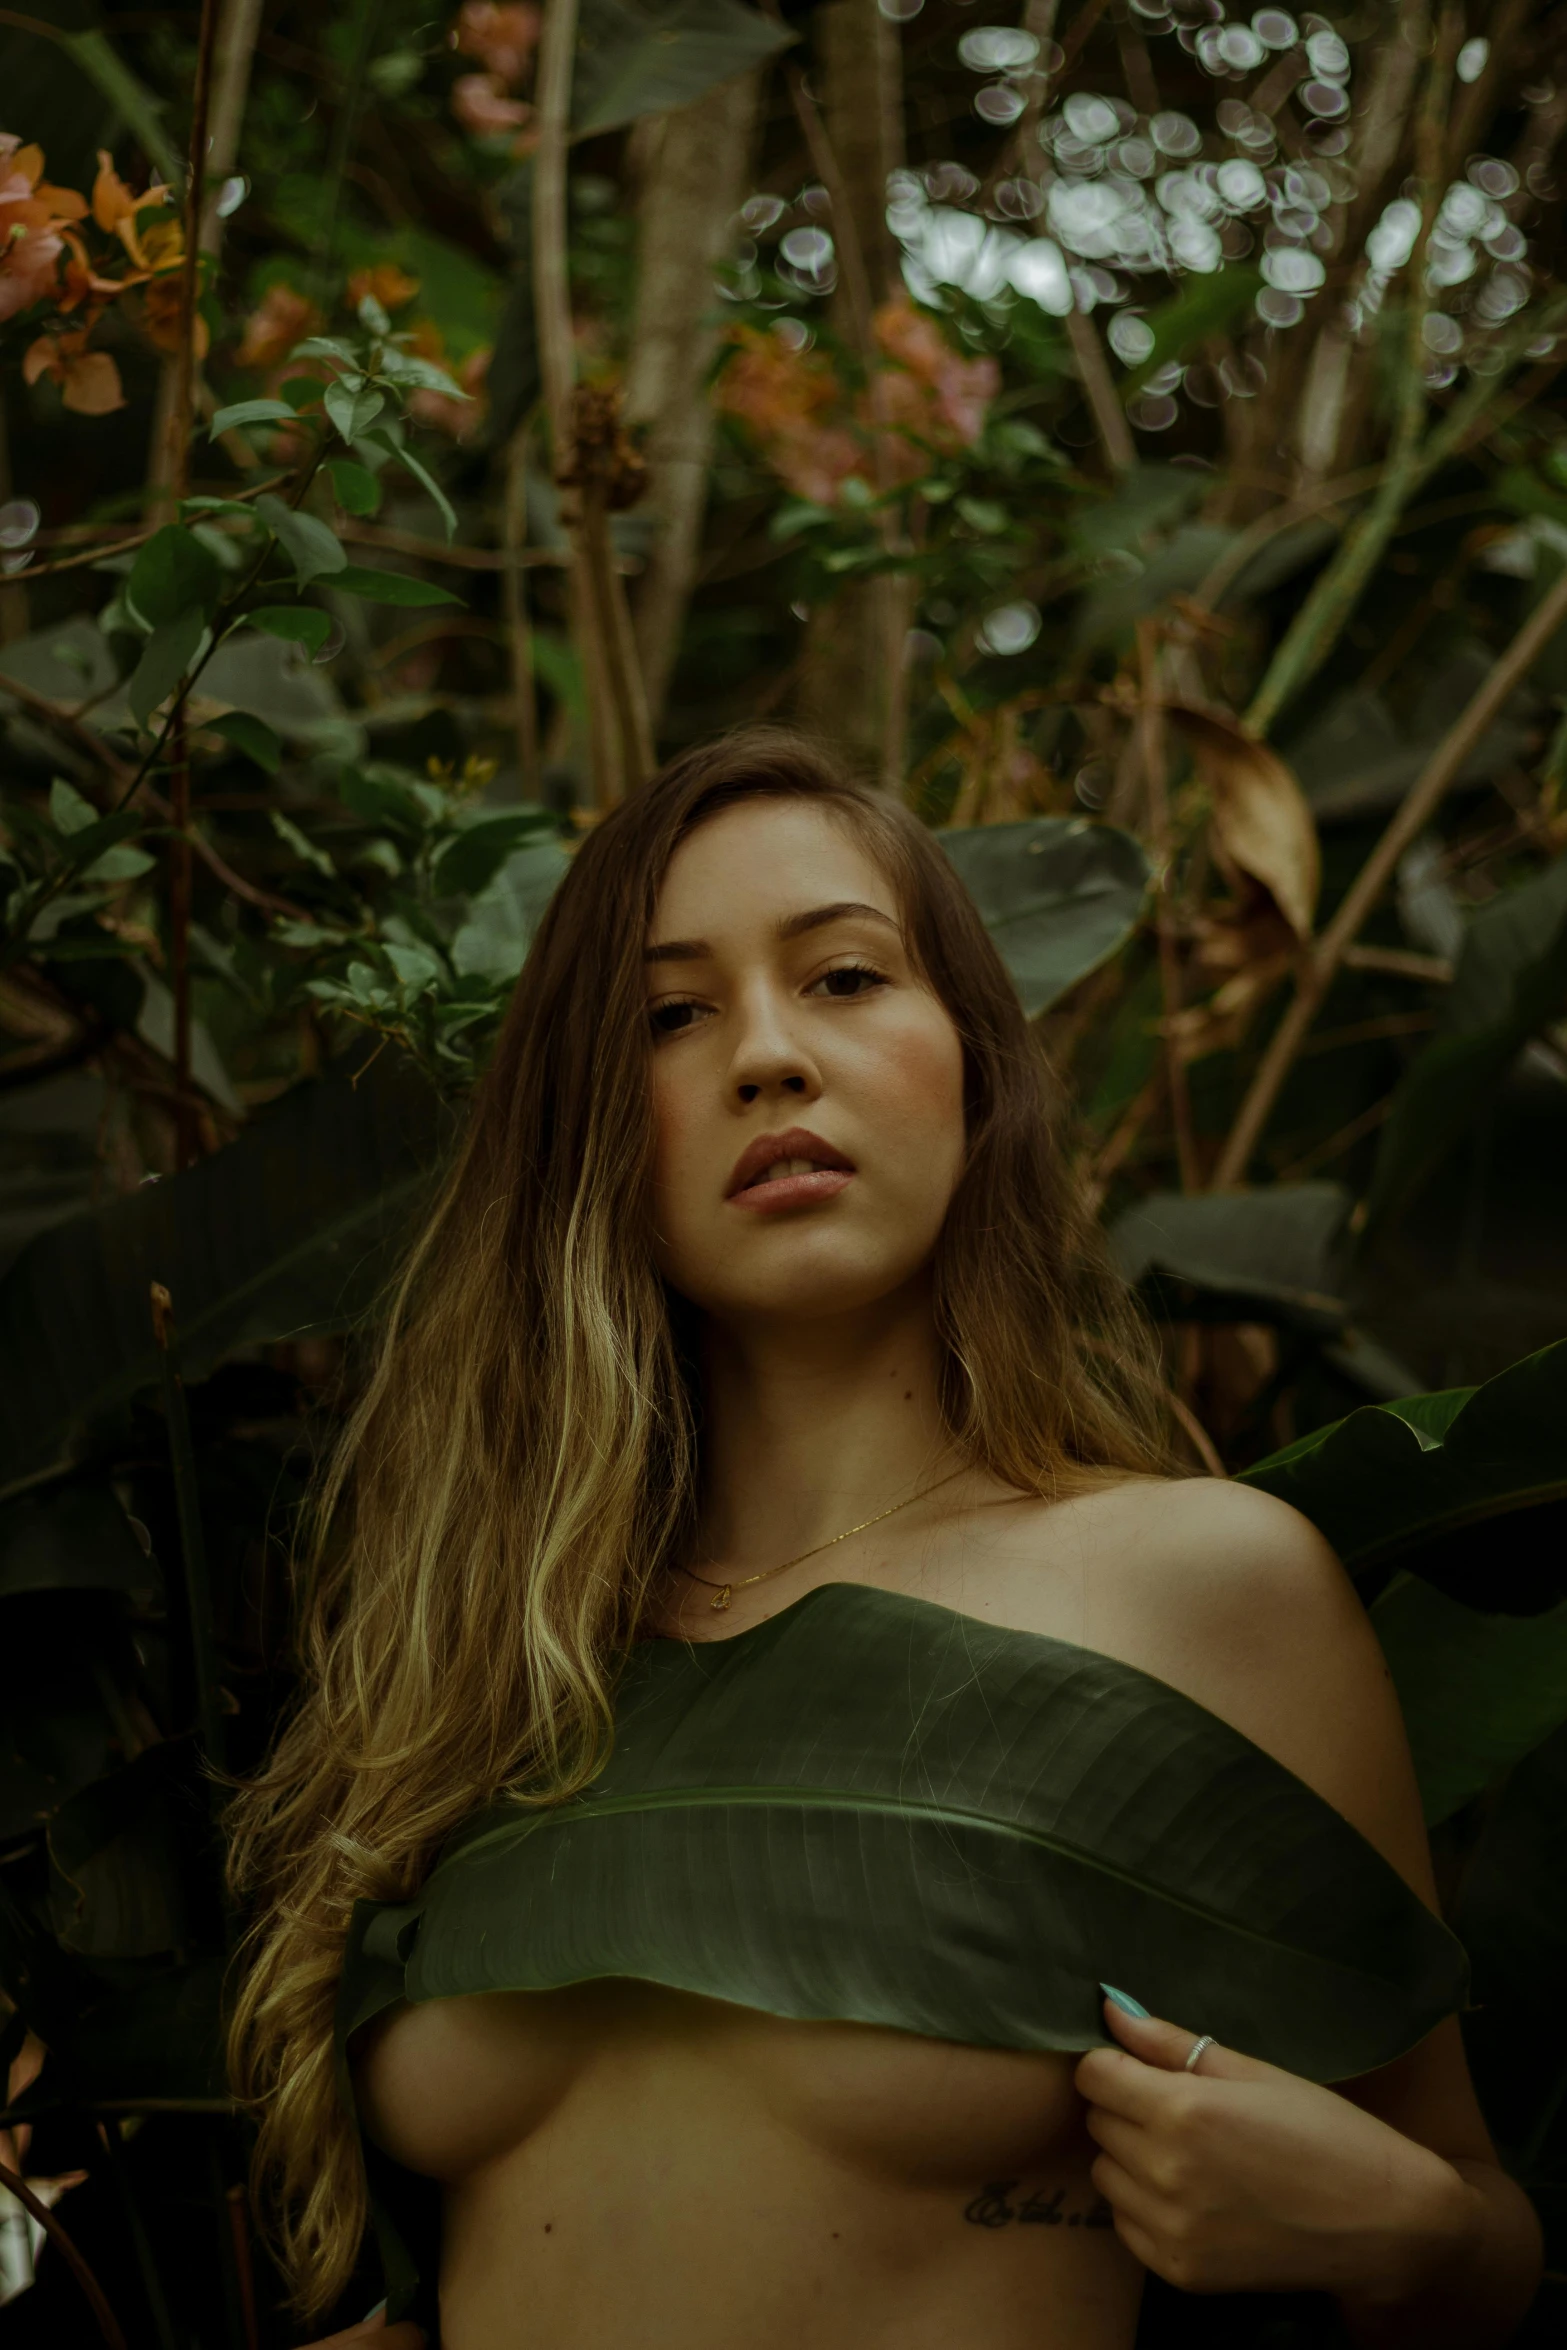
[1100,1982,1150,2019]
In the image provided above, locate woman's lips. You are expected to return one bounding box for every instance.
[730,1166,855,1214]
[726,1128,857,1213]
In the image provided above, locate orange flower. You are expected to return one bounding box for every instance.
[57,230,123,315]
[347,263,421,314]
[453,1,540,84]
[235,281,323,370]
[23,329,124,414]
[451,72,531,136]
[90,151,175,271]
[716,326,866,505]
[140,275,209,357]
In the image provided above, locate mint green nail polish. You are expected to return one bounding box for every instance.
[1100,1982,1150,2019]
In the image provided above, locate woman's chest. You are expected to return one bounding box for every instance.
[355,1976,1093,2191]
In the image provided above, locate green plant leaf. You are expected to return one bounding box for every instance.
[127,607,207,728]
[327,459,383,518]
[1370,1575,1567,1825]
[325,378,387,444]
[208,710,284,772]
[1117,268,1263,399]
[208,398,298,436]
[126,525,221,630]
[256,491,347,585]
[1240,1339,1567,1614]
[938,819,1151,1016]
[432,810,557,898]
[451,838,572,982]
[1109,1183,1351,1334]
[1454,1721,1567,2167]
[348,1584,1466,2113]
[384,439,457,542]
[1363,855,1567,1239]
[0,1056,452,1487]
[270,809,335,876]
[332,564,463,607]
[0,1483,156,1604]
[246,605,333,655]
[58,25,183,183]
[571,0,797,139]
[376,349,467,399]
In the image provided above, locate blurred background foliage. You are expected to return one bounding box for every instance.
[1,0,1566,2340]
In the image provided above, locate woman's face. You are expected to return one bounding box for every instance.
[645,798,967,1326]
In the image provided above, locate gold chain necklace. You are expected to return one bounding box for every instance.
[682,1465,968,1613]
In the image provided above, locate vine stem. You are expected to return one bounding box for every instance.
[167,0,221,1167]
[0,2158,129,2350]
[1212,557,1567,1188]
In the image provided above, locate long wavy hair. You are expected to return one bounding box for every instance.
[225,725,1174,2318]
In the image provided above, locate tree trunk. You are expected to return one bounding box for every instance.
[625,71,760,732]
[797,0,910,787]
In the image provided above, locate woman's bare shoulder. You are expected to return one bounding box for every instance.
[969,1474,1431,1886]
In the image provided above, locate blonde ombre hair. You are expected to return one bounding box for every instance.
[226,727,1173,2317]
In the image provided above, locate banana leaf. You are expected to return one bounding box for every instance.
[1240,1339,1567,1614]
[1370,1576,1567,1825]
[342,1584,1466,2321]
[940,819,1151,1016]
[344,1583,1464,2079]
[1362,851,1567,1240]
[0,1054,450,1490]
[1109,1183,1351,1334]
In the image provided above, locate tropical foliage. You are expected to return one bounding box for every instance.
[0,0,1565,2340]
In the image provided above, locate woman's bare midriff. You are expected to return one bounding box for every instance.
[356,1975,1144,2350]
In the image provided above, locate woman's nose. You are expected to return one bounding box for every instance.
[729,990,821,1107]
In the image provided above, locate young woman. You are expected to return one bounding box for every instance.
[228,729,1541,2350]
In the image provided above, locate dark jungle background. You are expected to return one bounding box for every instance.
[0,0,1564,2340]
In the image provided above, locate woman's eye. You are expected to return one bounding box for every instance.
[650,998,706,1036]
[810,962,888,1000]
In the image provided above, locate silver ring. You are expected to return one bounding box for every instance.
[1183,2033,1215,2074]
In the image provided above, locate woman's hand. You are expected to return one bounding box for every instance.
[1075,1995,1481,2305]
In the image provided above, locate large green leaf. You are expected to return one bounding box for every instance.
[1363,853,1567,1239]
[1109,1183,1350,1334]
[1370,1576,1567,1825]
[939,820,1150,1016]
[0,1483,155,1604]
[572,0,794,139]
[347,1585,1465,2092]
[1240,1340,1567,1614]
[0,1056,451,1489]
[1455,1721,1567,2175]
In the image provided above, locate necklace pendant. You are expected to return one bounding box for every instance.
[710,1585,732,1611]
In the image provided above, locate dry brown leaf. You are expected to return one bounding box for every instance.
[1168,700,1320,941]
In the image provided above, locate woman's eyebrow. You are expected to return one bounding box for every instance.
[776,900,901,942]
[644,901,899,964]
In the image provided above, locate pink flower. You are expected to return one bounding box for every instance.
[0,222,64,321]
[451,73,531,137]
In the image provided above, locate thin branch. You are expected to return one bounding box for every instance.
[1212,556,1567,1187]
[1065,307,1135,475]
[20,473,290,581]
[1341,944,1453,983]
[502,421,541,797]
[1138,620,1197,1190]
[0,2159,128,2350]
